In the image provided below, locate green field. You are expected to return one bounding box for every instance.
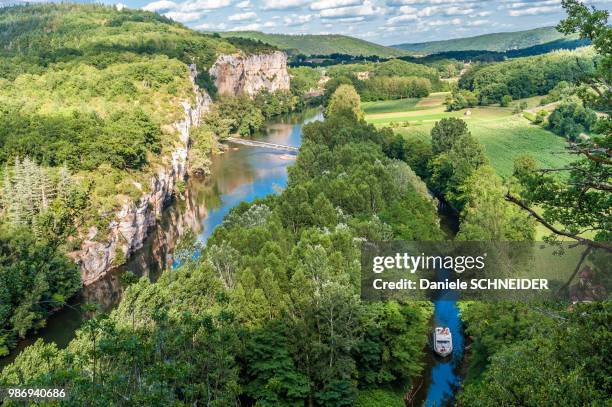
[365,93,574,178]
[362,98,420,115]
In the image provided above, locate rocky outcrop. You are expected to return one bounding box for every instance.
[209,51,290,96]
[71,65,212,286]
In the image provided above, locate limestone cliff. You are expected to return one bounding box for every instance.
[73,50,291,286]
[72,65,212,286]
[209,51,290,96]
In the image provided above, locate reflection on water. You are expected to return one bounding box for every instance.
[0,108,323,368]
[423,299,465,406]
[414,266,465,407]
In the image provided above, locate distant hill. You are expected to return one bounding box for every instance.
[393,26,576,55]
[216,31,408,57]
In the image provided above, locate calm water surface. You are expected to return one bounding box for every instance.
[0,108,322,368]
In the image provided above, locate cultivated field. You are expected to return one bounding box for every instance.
[364,93,574,177]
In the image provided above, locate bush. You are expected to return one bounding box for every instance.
[534,109,549,124]
[355,389,404,407]
[547,101,597,140]
[0,226,80,356]
[446,89,477,111]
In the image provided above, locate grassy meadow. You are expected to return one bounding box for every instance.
[364,92,574,177]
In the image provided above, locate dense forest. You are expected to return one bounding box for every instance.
[458,48,596,105]
[1,1,610,406]
[320,59,440,102]
[458,2,611,404]
[217,31,407,58]
[0,3,288,357]
[392,26,576,54]
[1,87,444,406]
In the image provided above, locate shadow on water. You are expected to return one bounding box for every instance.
[0,108,323,369]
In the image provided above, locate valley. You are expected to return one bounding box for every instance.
[363,93,574,177]
[0,2,610,407]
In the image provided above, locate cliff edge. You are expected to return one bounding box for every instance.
[209,51,290,96]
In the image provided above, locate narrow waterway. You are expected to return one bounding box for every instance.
[0,107,323,368]
[411,201,466,407]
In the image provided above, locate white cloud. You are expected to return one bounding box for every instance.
[180,0,232,11]
[232,21,277,30]
[386,14,417,25]
[310,0,362,10]
[319,1,381,18]
[334,16,367,22]
[115,3,127,10]
[508,0,560,8]
[425,17,462,26]
[398,5,417,13]
[142,0,177,12]
[444,6,476,15]
[466,19,489,26]
[509,5,559,16]
[388,0,492,5]
[284,14,314,26]
[195,22,227,30]
[236,0,251,8]
[262,0,310,10]
[228,11,256,20]
[164,10,206,22]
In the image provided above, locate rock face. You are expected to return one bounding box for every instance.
[71,65,212,286]
[209,51,290,96]
[72,50,291,286]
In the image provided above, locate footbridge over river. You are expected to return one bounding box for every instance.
[225,137,299,153]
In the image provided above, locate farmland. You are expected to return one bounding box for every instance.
[364,93,574,177]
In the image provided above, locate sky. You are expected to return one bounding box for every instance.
[4,0,612,45]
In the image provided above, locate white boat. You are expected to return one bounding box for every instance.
[433,327,453,357]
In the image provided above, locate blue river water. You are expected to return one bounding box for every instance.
[195,109,323,245]
[414,262,465,407]
[424,299,465,406]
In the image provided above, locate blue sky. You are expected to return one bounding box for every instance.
[7,0,612,44]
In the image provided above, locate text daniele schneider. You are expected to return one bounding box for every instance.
[371,253,549,291]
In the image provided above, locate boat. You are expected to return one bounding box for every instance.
[432,327,453,357]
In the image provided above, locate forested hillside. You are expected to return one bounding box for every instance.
[323,59,441,102]
[0,3,259,357]
[217,31,408,57]
[393,26,575,54]
[1,87,444,405]
[457,47,595,105]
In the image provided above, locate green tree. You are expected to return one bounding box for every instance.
[0,226,80,356]
[243,321,309,406]
[325,85,364,120]
[430,117,469,155]
[500,94,512,107]
[506,0,612,253]
[429,119,488,209]
[457,166,535,241]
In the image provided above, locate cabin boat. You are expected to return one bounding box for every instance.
[433,327,453,357]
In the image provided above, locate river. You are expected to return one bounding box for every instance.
[1,107,467,407]
[0,107,322,368]
[406,196,465,407]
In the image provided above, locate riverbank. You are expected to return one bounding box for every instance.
[0,108,323,369]
[410,199,468,407]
